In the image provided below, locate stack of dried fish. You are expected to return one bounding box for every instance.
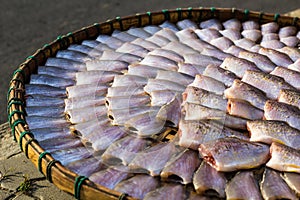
[25,16,300,199]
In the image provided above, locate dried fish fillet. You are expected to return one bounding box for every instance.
[30,74,75,88]
[282,172,300,197]
[203,64,237,87]
[144,184,186,200]
[189,74,226,95]
[106,95,150,110]
[270,66,300,90]
[220,57,259,78]
[278,89,300,109]
[227,98,264,120]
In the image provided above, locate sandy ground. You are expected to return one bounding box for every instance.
[0,0,299,124]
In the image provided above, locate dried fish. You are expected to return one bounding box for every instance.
[140,54,178,71]
[25,95,64,107]
[116,42,149,57]
[96,34,124,49]
[106,95,150,110]
[131,38,160,51]
[26,116,70,130]
[155,70,194,86]
[183,53,222,67]
[277,46,300,62]
[127,27,152,39]
[148,48,184,63]
[241,29,262,42]
[195,28,222,42]
[31,127,71,141]
[100,50,141,63]
[150,90,182,106]
[127,64,163,78]
[199,137,270,171]
[261,22,279,34]
[279,26,297,38]
[65,156,104,177]
[177,19,198,30]
[189,74,226,95]
[144,184,186,200]
[193,161,226,198]
[37,66,76,79]
[107,85,145,97]
[247,120,300,149]
[111,74,148,87]
[159,21,179,32]
[56,50,93,63]
[210,37,233,50]
[68,44,103,57]
[234,38,256,50]
[112,30,138,42]
[178,63,206,77]
[162,41,199,55]
[81,40,113,51]
[200,19,223,30]
[85,60,128,71]
[144,79,186,93]
[26,106,64,118]
[155,28,179,41]
[223,18,241,30]
[220,29,241,41]
[66,84,108,98]
[270,66,300,90]
[64,95,105,111]
[278,89,300,109]
[258,47,293,67]
[227,98,264,120]
[201,48,233,61]
[25,84,66,97]
[280,36,300,47]
[45,57,86,71]
[203,64,237,87]
[242,20,260,30]
[40,137,84,154]
[282,172,300,197]
[220,57,259,78]
[75,70,121,85]
[66,105,107,124]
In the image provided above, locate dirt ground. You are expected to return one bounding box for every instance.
[0,0,298,124]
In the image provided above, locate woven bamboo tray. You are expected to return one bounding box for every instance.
[7,7,300,200]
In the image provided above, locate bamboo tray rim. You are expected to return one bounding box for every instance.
[7,7,300,200]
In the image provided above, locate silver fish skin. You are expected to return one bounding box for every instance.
[182,86,227,111]
[261,40,286,49]
[66,157,103,177]
[178,119,249,150]
[266,142,300,173]
[189,74,226,96]
[270,66,300,90]
[183,53,222,67]
[161,149,201,184]
[127,27,152,39]
[107,85,145,97]
[149,48,184,63]
[219,29,241,41]
[111,74,148,87]
[176,28,199,41]
[26,106,64,118]
[178,63,206,77]
[210,37,233,51]
[45,58,86,71]
[112,30,137,42]
[203,64,237,87]
[100,50,141,63]
[140,54,178,71]
[81,40,113,51]
[247,120,300,149]
[150,90,181,106]
[220,57,259,78]
[116,42,149,57]
[181,38,216,54]
[64,95,105,111]
[129,142,180,176]
[96,34,124,49]
[280,36,300,47]
[70,117,109,137]
[238,51,276,73]
[39,137,83,153]
[201,48,233,61]
[195,28,222,42]
[288,58,300,72]
[242,70,295,100]
[227,98,264,120]
[261,33,279,42]
[155,28,179,41]
[193,161,226,198]
[131,38,160,51]
[29,74,75,88]
[89,165,131,190]
[146,34,170,47]
[224,79,268,110]
[258,47,294,67]
[264,100,300,130]
[177,19,199,30]
[159,21,179,32]
[102,135,149,165]
[249,44,262,53]
[144,79,186,93]
[105,95,150,110]
[224,45,244,57]
[199,137,270,172]
[278,46,300,62]
[223,18,241,30]
[261,22,279,34]
[278,89,300,110]
[25,84,66,97]
[282,172,300,197]
[234,38,256,50]
[127,64,164,78]
[25,95,64,107]
[261,168,298,200]
[162,41,199,55]
[225,171,263,200]
[155,70,194,86]
[38,66,76,79]
[25,116,69,130]
[31,127,71,142]
[75,70,121,85]
[241,29,262,42]
[85,60,128,72]
[50,147,92,165]
[114,175,159,199]
[68,44,103,57]
[279,26,297,38]
[143,25,161,34]
[66,84,108,98]
[65,105,107,124]
[242,20,260,30]
[200,19,223,30]
[55,50,93,62]
[144,184,186,200]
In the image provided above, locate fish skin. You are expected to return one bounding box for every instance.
[111,74,148,87]
[264,100,300,130]
[38,66,76,79]
[242,20,260,30]
[112,30,138,42]
[114,175,159,199]
[25,95,64,107]
[100,50,141,63]
[45,58,86,71]
[282,172,300,197]
[75,70,121,85]
[189,74,226,95]
[101,135,149,165]
[81,40,113,51]
[223,18,241,30]
[89,165,131,190]
[140,54,178,71]
[155,70,194,86]
[105,95,150,110]
[183,53,222,67]
[195,28,222,42]
[25,116,70,130]
[131,38,160,51]
[260,168,298,200]
[66,83,108,98]
[50,147,93,165]
[277,46,300,62]
[203,64,237,87]
[66,105,107,124]
[150,90,181,106]
[143,25,162,35]
[219,29,241,41]
[224,45,244,57]
[220,57,260,78]
[182,86,227,111]
[144,184,186,200]
[193,161,226,198]
[270,66,300,90]
[66,156,104,177]
[178,119,249,150]
[176,28,199,41]
[199,137,270,172]
[177,19,199,30]
[30,72,78,88]
[161,149,201,184]
[261,40,285,49]
[261,22,279,34]
[178,63,206,77]
[266,142,300,173]
[224,79,268,110]
[261,33,279,42]
[146,34,170,47]
[148,48,184,63]
[70,117,110,137]
[234,38,256,50]
[40,137,84,155]
[116,42,149,57]
[279,26,297,38]
[238,51,277,73]
[159,21,179,32]
[107,85,145,97]
[127,64,163,78]
[258,47,294,67]
[64,95,105,112]
[129,142,180,176]
[26,106,64,118]
[56,50,93,63]
[96,34,124,49]
[162,40,199,55]
[280,36,300,47]
[31,127,71,142]
[225,171,263,200]
[155,28,179,41]
[247,120,300,149]
[210,37,233,51]
[201,48,233,61]
[200,19,223,30]
[68,44,103,57]
[127,27,152,39]
[241,29,262,42]
[278,89,300,109]
[144,79,186,93]
[85,59,128,72]
[288,58,300,72]
[242,70,295,100]
[227,98,264,120]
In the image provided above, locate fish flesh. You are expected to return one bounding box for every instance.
[266,142,300,173]
[227,98,264,120]
[199,137,270,171]
[278,89,300,109]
